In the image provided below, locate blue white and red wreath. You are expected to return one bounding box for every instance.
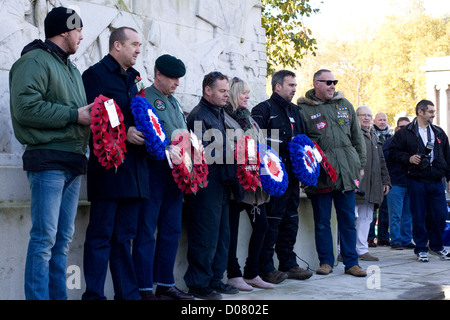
[288,134,321,187]
[258,143,289,197]
[130,96,169,160]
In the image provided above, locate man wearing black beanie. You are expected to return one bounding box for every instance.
[9,7,91,300]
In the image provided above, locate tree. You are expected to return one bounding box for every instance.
[261,0,320,75]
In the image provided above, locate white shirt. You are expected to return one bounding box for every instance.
[418,125,435,161]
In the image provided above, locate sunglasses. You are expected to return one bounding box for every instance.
[317,80,338,86]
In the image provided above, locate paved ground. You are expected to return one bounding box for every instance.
[221,245,450,300]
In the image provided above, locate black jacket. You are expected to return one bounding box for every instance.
[251,92,305,172]
[186,97,236,183]
[83,54,150,200]
[390,118,450,184]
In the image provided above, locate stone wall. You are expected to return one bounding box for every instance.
[0,0,268,201]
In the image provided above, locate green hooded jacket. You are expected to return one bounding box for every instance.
[9,40,89,155]
[297,89,366,194]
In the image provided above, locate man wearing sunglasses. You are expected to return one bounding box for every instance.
[297,69,367,277]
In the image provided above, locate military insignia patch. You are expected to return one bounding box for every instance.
[154,99,166,111]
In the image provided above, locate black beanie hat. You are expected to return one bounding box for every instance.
[44,7,83,39]
[155,54,186,78]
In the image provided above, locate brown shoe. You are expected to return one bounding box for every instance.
[358,252,379,261]
[345,265,367,277]
[261,270,288,284]
[316,264,333,275]
[285,266,313,280]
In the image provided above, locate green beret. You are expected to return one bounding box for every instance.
[155,54,186,78]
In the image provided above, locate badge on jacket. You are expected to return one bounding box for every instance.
[154,99,166,111]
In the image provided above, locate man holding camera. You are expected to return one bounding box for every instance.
[390,100,450,262]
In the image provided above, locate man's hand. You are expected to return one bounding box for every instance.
[126,126,145,145]
[383,185,391,196]
[168,145,183,165]
[77,103,93,125]
[409,154,421,165]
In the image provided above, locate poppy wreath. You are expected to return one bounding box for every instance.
[288,134,321,187]
[130,96,169,160]
[258,143,288,197]
[235,136,261,192]
[170,131,209,194]
[90,94,127,171]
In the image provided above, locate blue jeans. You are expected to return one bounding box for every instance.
[407,178,447,254]
[310,191,358,269]
[25,170,82,300]
[387,185,412,246]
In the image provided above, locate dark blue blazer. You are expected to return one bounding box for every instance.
[83,54,150,200]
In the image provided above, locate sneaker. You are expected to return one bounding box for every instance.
[345,265,367,277]
[244,276,274,289]
[430,249,450,260]
[390,243,404,250]
[261,270,288,284]
[316,264,333,275]
[285,266,313,280]
[188,287,222,300]
[226,277,253,291]
[358,252,379,261]
[417,252,429,262]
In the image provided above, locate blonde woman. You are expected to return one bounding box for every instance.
[223,77,273,290]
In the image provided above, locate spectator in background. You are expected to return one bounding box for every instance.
[390,100,450,262]
[355,106,391,261]
[368,112,393,247]
[383,117,414,250]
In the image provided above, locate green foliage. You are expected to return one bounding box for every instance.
[293,5,449,126]
[261,0,320,75]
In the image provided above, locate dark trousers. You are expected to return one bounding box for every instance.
[227,200,268,279]
[407,178,447,254]
[133,161,183,290]
[82,199,143,300]
[368,196,390,241]
[183,168,230,289]
[259,174,299,275]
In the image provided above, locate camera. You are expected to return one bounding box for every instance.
[417,141,434,170]
[417,153,431,170]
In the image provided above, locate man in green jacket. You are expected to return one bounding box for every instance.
[297,69,367,277]
[9,7,91,300]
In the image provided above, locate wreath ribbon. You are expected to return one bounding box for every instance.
[90,95,127,171]
[258,143,288,197]
[312,141,337,183]
[170,131,209,194]
[130,96,169,160]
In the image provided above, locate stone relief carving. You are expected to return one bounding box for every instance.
[0,0,266,165]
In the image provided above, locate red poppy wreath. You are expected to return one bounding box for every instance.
[90,95,127,171]
[235,136,261,192]
[170,131,208,194]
